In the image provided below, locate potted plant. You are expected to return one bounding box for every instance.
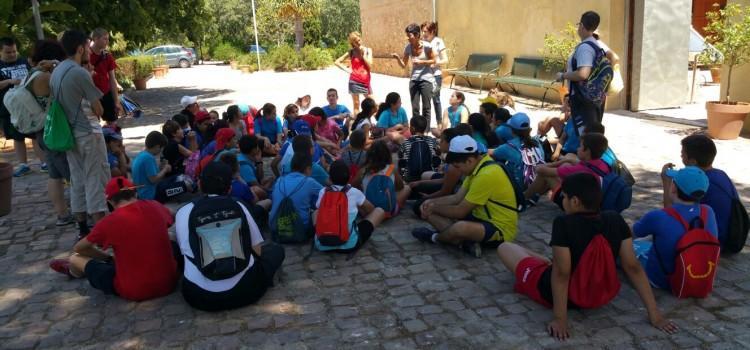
[539,22,578,103]
[703,3,750,140]
[132,55,155,90]
[155,54,169,74]
[697,49,723,83]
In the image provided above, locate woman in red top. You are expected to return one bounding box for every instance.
[335,31,373,116]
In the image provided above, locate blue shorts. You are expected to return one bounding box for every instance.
[465,214,503,247]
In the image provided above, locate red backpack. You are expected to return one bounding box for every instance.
[657,206,720,298]
[315,186,352,247]
[342,150,364,184]
[568,233,621,309]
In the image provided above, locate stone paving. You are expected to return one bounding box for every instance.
[1,65,749,349]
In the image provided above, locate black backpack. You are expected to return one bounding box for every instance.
[477,160,526,213]
[710,180,749,254]
[271,178,311,243]
[405,138,434,182]
[187,196,255,280]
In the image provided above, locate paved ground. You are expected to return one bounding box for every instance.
[1,65,749,349]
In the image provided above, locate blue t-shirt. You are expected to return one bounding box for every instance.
[323,104,350,128]
[376,107,408,128]
[254,116,284,144]
[491,138,524,187]
[201,140,216,159]
[633,203,718,290]
[601,148,616,168]
[562,119,579,154]
[237,153,258,185]
[703,168,739,245]
[231,179,254,203]
[107,152,119,170]
[310,163,330,186]
[279,140,324,174]
[494,123,514,144]
[131,151,159,200]
[270,172,324,228]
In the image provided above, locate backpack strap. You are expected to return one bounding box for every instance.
[475,160,521,213]
[583,161,607,177]
[384,164,395,177]
[663,207,690,231]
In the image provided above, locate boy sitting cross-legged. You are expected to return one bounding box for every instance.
[496,173,678,340]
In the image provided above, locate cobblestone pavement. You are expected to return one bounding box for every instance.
[1,65,749,349]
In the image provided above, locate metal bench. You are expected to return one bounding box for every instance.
[493,57,562,107]
[446,53,504,93]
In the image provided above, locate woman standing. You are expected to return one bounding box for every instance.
[391,23,436,123]
[335,32,373,116]
[421,22,448,127]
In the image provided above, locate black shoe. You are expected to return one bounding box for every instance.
[460,241,482,258]
[411,227,437,243]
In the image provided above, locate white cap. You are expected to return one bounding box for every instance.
[180,95,198,108]
[446,135,479,163]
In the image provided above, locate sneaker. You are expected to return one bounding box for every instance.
[55,214,75,226]
[13,164,31,177]
[412,227,437,243]
[40,163,49,173]
[460,241,482,258]
[49,259,74,278]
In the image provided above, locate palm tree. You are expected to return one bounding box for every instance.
[277,0,321,51]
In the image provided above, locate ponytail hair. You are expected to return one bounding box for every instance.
[515,128,536,149]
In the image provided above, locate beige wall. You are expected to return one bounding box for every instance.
[360,0,434,77]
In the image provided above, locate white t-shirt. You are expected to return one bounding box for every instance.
[316,185,366,227]
[430,37,447,76]
[354,117,372,131]
[176,198,264,293]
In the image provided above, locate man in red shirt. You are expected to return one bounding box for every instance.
[90,28,122,128]
[49,177,179,301]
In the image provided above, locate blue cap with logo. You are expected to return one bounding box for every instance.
[666,166,709,200]
[508,113,531,131]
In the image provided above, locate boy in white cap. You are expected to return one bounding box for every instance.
[179,95,199,125]
[412,135,518,257]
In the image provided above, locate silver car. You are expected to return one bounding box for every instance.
[144,45,194,68]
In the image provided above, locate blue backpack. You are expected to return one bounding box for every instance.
[365,164,397,215]
[585,162,632,213]
[571,41,613,104]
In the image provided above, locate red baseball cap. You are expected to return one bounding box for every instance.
[215,128,236,150]
[195,110,211,124]
[301,114,321,129]
[105,176,140,200]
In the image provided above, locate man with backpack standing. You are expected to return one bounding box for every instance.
[89,28,121,129]
[176,162,285,311]
[634,166,719,298]
[412,135,518,258]
[556,11,611,134]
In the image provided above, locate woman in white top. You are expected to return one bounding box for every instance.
[421,22,448,127]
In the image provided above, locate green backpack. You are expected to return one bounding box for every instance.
[43,67,77,152]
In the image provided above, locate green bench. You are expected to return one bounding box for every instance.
[493,57,562,108]
[446,53,504,93]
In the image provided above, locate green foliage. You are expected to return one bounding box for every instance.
[300,46,333,70]
[116,55,154,81]
[278,0,323,50]
[268,45,300,71]
[238,54,255,66]
[212,42,243,62]
[703,3,750,102]
[539,22,578,72]
[329,41,351,61]
[320,0,360,47]
[0,1,75,50]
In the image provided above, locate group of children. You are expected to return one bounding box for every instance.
[49,87,748,339]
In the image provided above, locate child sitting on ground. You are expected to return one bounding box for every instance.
[104,128,129,178]
[375,92,410,144]
[469,112,499,149]
[492,108,514,144]
[524,133,609,206]
[634,166,718,292]
[496,173,677,340]
[272,120,327,177]
[275,125,330,186]
[270,152,324,240]
[340,129,368,182]
[438,91,469,132]
[238,135,273,200]
[254,103,284,155]
[354,140,411,217]
[491,113,544,189]
[479,101,498,127]
[398,115,440,182]
[664,134,746,253]
[162,120,197,178]
[224,105,249,138]
[409,127,465,203]
[132,131,192,203]
[312,160,386,253]
[538,94,570,151]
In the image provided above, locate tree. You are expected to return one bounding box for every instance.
[0,1,75,49]
[277,0,322,51]
[320,0,360,47]
[539,22,578,72]
[704,3,750,102]
[256,0,294,47]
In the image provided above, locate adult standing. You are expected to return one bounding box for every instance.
[0,37,47,177]
[89,28,121,129]
[51,30,110,240]
[334,31,373,116]
[555,11,605,136]
[391,23,436,123]
[421,22,448,127]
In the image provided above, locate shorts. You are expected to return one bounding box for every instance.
[514,257,551,308]
[569,93,603,131]
[100,91,117,122]
[465,214,504,247]
[0,115,36,141]
[84,259,117,295]
[348,80,371,95]
[46,150,70,180]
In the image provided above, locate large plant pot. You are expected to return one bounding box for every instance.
[706,101,750,140]
[230,61,239,69]
[152,67,165,78]
[161,65,169,74]
[133,78,149,90]
[240,65,252,73]
[710,67,721,83]
[0,162,12,216]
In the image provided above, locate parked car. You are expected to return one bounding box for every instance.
[247,45,267,54]
[144,45,194,68]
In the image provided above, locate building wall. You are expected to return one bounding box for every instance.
[719,0,750,132]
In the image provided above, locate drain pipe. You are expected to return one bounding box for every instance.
[626,0,635,111]
[433,0,436,22]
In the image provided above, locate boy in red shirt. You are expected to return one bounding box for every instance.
[49,177,179,301]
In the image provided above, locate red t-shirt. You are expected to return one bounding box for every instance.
[89,51,117,94]
[556,159,609,179]
[86,200,177,301]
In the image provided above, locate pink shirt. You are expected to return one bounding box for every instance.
[317,119,341,144]
[557,159,609,179]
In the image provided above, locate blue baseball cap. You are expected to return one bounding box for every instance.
[508,113,531,131]
[292,119,311,136]
[666,166,709,200]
